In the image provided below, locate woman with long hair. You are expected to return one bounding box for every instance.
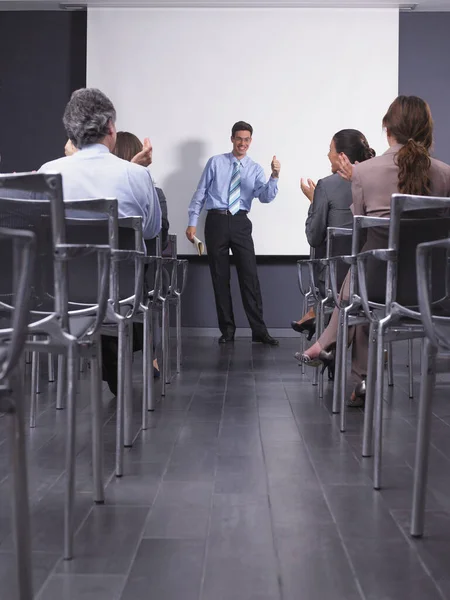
[297,95,450,406]
[292,129,375,339]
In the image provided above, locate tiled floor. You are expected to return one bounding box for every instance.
[2,336,450,599]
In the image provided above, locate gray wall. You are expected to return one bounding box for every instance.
[399,12,450,164]
[181,12,450,332]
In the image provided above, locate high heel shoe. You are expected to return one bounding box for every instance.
[291,318,316,341]
[294,349,334,374]
[347,379,366,408]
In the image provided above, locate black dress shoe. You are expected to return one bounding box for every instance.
[252,333,279,346]
[219,335,235,344]
[290,318,316,341]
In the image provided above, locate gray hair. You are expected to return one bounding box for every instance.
[63,88,117,148]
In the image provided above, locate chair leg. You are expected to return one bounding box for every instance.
[35,350,41,395]
[165,304,171,385]
[48,354,55,382]
[176,299,182,374]
[318,300,325,399]
[116,322,126,477]
[332,308,344,414]
[90,338,104,505]
[29,348,38,428]
[161,301,168,396]
[411,338,437,538]
[373,320,388,490]
[339,307,351,433]
[387,342,394,387]
[56,355,67,410]
[143,309,155,422]
[124,323,134,449]
[9,369,34,600]
[362,321,378,457]
[408,338,414,399]
[64,346,78,560]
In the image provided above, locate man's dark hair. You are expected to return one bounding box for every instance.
[231,121,253,137]
[63,88,116,149]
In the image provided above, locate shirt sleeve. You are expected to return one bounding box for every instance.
[188,158,214,227]
[253,166,278,204]
[305,179,329,248]
[351,167,364,216]
[129,168,162,240]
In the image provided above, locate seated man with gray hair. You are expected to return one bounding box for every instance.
[39,87,162,394]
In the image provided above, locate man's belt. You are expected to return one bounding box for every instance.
[208,209,248,216]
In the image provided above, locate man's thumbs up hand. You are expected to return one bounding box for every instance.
[271,155,281,178]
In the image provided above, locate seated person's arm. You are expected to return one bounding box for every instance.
[305,179,329,248]
[132,169,162,239]
[350,167,364,216]
[156,186,170,250]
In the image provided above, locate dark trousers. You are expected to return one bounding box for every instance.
[204,211,267,338]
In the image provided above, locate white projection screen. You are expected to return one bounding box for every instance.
[87,7,399,255]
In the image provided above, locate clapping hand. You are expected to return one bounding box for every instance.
[337,153,356,182]
[300,178,316,203]
[131,137,153,167]
[271,155,281,178]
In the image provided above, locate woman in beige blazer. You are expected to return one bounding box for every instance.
[296,95,450,406]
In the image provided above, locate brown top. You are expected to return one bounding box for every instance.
[351,143,450,218]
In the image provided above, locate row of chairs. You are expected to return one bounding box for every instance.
[296,192,450,539]
[0,172,188,600]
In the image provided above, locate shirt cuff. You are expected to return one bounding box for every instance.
[188,216,199,227]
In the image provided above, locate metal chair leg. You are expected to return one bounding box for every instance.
[56,355,66,410]
[48,354,55,382]
[90,338,104,504]
[317,300,325,399]
[362,321,378,457]
[9,368,33,600]
[339,307,351,433]
[124,323,134,448]
[332,308,344,414]
[143,309,155,421]
[161,300,168,396]
[35,351,41,395]
[165,303,171,385]
[176,299,182,374]
[115,324,126,477]
[29,347,39,428]
[373,320,388,490]
[64,346,78,560]
[411,338,437,537]
[408,338,414,399]
[387,342,394,387]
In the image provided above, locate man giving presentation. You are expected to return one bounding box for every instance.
[186,121,280,346]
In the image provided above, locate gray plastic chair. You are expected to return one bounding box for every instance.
[0,173,112,560]
[0,227,36,600]
[355,193,450,491]
[410,238,450,538]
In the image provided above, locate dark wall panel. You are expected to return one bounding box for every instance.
[399,12,450,164]
[0,10,86,172]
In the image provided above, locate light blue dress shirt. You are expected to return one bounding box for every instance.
[39,144,161,240]
[188,153,278,227]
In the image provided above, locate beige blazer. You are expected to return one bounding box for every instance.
[351,143,450,219]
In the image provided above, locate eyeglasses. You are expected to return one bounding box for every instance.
[233,137,251,144]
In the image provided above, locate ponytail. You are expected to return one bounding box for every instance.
[395,139,431,196]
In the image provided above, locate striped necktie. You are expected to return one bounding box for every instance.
[228,160,241,215]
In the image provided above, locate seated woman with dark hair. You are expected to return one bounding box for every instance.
[113,131,170,252]
[113,131,170,379]
[297,95,450,406]
[291,129,375,338]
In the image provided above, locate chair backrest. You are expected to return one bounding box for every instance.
[416,238,450,351]
[366,194,450,308]
[0,173,68,323]
[64,213,141,305]
[0,228,36,381]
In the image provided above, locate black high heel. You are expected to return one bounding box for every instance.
[291,318,316,341]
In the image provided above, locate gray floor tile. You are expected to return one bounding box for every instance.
[214,455,268,495]
[37,574,125,600]
[56,506,149,575]
[120,539,205,600]
[0,551,59,600]
[144,481,213,539]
